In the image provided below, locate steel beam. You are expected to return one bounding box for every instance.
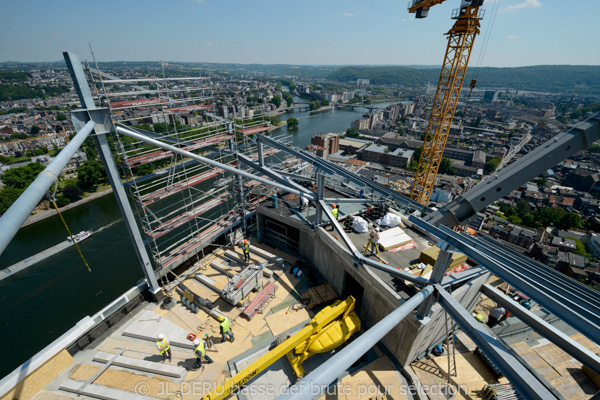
[257,134,429,213]
[416,246,452,318]
[436,285,559,400]
[64,52,161,294]
[0,120,96,256]
[427,112,600,227]
[115,124,317,200]
[236,153,313,197]
[276,285,435,400]
[481,284,600,377]
[439,226,600,322]
[409,216,600,343]
[359,256,429,287]
[441,265,489,288]
[318,199,361,259]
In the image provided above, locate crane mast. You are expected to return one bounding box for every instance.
[409,0,484,205]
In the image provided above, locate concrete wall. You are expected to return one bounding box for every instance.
[257,207,488,366]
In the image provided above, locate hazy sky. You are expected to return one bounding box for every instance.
[1,0,599,67]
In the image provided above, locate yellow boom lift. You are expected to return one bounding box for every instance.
[202,297,360,400]
[409,0,484,205]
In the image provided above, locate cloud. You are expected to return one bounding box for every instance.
[501,0,542,12]
[243,49,250,53]
[402,16,414,22]
[506,35,521,40]
[204,42,213,46]
[342,13,353,17]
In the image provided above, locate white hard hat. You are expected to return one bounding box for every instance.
[157,333,165,340]
[193,339,199,346]
[376,227,380,231]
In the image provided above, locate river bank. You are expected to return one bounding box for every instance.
[22,188,114,227]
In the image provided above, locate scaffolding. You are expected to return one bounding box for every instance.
[84,60,291,274]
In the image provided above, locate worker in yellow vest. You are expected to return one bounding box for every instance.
[192,338,214,370]
[243,239,250,262]
[219,316,235,343]
[331,204,339,220]
[156,333,172,362]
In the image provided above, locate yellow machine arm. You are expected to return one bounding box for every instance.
[410,1,484,205]
[202,297,360,400]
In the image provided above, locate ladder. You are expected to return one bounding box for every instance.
[445,310,457,381]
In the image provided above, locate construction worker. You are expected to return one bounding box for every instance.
[487,304,506,328]
[243,239,250,262]
[331,204,339,220]
[300,196,309,211]
[156,333,172,362]
[192,338,213,370]
[369,227,381,256]
[219,315,235,342]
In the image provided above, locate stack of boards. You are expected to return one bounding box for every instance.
[377,227,413,251]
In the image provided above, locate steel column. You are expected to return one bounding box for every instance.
[257,142,264,167]
[315,173,325,225]
[416,246,452,318]
[481,284,600,377]
[276,285,435,400]
[436,285,559,400]
[63,52,161,294]
[0,120,96,256]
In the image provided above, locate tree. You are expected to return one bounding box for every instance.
[535,177,547,188]
[0,186,24,216]
[397,126,405,135]
[270,96,282,108]
[289,82,296,91]
[56,113,67,121]
[413,147,423,163]
[30,125,41,135]
[484,157,501,173]
[282,92,294,107]
[438,158,456,175]
[134,163,154,176]
[559,213,581,230]
[321,99,330,107]
[0,155,9,164]
[346,128,360,138]
[309,101,321,111]
[62,184,83,202]
[2,162,45,189]
[270,116,281,126]
[470,116,481,128]
[516,199,531,217]
[275,82,282,92]
[287,118,299,129]
[77,160,104,191]
[539,207,565,226]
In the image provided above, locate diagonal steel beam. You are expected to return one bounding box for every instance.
[410,216,600,343]
[436,285,560,400]
[481,284,600,377]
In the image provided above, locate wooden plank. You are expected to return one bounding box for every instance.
[265,306,311,337]
[0,350,74,400]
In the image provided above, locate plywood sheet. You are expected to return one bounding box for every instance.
[181,277,220,303]
[0,349,74,400]
[31,390,74,400]
[265,306,311,337]
[333,356,409,400]
[533,343,573,367]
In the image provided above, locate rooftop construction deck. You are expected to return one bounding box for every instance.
[10,242,413,400]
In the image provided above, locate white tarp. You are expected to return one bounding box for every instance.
[352,216,369,233]
[380,212,404,227]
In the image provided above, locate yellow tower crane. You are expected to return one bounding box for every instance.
[409,0,484,205]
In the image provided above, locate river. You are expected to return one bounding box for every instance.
[0,97,399,378]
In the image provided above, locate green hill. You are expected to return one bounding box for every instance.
[328,65,600,95]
